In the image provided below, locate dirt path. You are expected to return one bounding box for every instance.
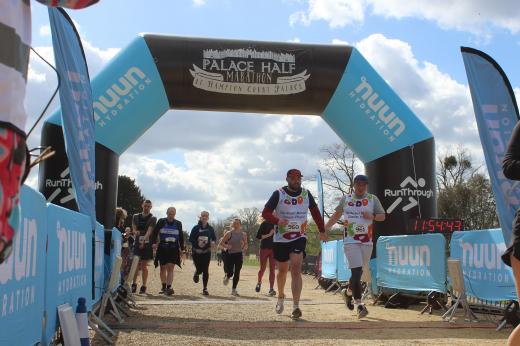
[92,260,510,345]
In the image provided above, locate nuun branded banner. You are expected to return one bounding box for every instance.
[336,240,351,282]
[106,229,122,292]
[461,48,520,247]
[94,223,104,305]
[321,240,338,279]
[322,48,432,163]
[44,204,92,344]
[450,229,516,301]
[0,187,47,346]
[377,234,446,293]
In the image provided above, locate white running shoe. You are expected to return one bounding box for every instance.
[223,274,230,286]
[275,297,284,314]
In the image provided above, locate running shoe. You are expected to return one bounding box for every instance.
[159,284,166,294]
[139,286,147,294]
[291,308,302,320]
[268,289,276,297]
[223,274,230,286]
[166,288,174,296]
[231,289,239,296]
[275,297,284,314]
[131,283,137,293]
[357,304,369,319]
[341,288,354,311]
[255,283,261,293]
[202,288,209,296]
[193,272,199,284]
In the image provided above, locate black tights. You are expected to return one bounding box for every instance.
[350,266,363,300]
[225,252,243,289]
[193,252,211,289]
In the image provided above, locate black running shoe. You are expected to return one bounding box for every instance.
[166,288,174,296]
[139,285,147,294]
[357,304,368,319]
[341,288,354,311]
[255,283,261,293]
[202,288,209,296]
[291,307,302,320]
[193,272,200,283]
[131,283,137,293]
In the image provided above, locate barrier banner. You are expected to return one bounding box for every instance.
[369,258,378,294]
[321,240,337,279]
[450,229,516,301]
[108,228,122,292]
[336,241,351,282]
[44,204,92,344]
[377,234,446,293]
[0,186,47,345]
[94,223,104,305]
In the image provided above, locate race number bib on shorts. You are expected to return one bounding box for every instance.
[139,236,149,243]
[198,236,209,248]
[278,221,302,234]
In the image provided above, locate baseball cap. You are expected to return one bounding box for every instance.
[287,169,303,178]
[354,174,369,183]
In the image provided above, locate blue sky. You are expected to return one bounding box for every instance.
[25,0,520,225]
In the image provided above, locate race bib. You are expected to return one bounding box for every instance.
[165,237,176,243]
[353,223,369,235]
[139,236,149,243]
[278,221,301,234]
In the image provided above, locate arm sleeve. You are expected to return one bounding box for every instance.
[178,222,185,251]
[189,226,198,246]
[256,223,265,240]
[262,191,280,225]
[307,191,318,209]
[151,219,162,244]
[310,206,325,233]
[503,122,520,180]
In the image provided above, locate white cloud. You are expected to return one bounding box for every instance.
[290,0,366,28]
[39,25,51,37]
[354,33,482,161]
[332,38,349,45]
[291,0,520,36]
[192,0,206,7]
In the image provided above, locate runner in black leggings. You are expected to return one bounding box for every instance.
[219,218,248,296]
[189,211,216,295]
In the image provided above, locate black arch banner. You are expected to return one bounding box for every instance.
[40,35,436,243]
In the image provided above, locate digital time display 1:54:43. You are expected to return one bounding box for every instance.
[409,218,464,234]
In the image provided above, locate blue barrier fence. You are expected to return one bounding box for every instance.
[322,231,515,302]
[320,240,351,282]
[0,186,121,345]
[450,229,516,301]
[377,234,446,293]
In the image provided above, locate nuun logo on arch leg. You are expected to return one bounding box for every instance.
[386,243,431,277]
[385,176,434,213]
[93,66,151,128]
[0,218,38,317]
[56,221,88,296]
[349,76,406,142]
[460,240,510,284]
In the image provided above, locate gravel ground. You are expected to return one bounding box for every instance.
[91,259,510,345]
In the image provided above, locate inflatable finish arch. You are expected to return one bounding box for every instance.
[39,34,436,246]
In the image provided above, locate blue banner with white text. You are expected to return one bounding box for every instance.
[0,187,47,346]
[461,47,520,246]
[49,8,96,228]
[44,204,92,344]
[377,234,446,293]
[321,240,337,279]
[94,223,104,305]
[336,240,351,282]
[450,229,516,301]
[322,48,432,163]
